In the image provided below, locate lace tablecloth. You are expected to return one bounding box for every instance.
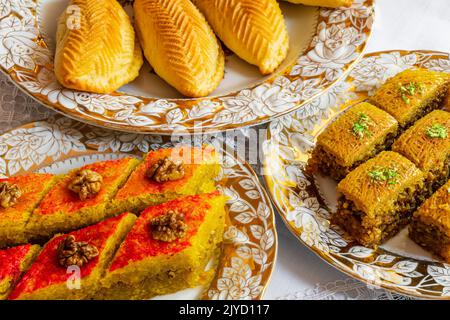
[1,0,449,300]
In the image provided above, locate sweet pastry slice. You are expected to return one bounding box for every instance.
[96,192,227,299]
[193,0,289,75]
[26,158,140,240]
[280,0,353,7]
[333,151,426,248]
[9,213,136,300]
[308,102,399,181]
[55,0,143,93]
[134,0,224,97]
[108,146,220,215]
[410,180,450,262]
[0,174,59,248]
[393,110,450,193]
[0,244,40,300]
[368,68,450,129]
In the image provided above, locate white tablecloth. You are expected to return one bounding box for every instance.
[0,0,449,300]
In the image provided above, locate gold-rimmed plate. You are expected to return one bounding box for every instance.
[0,0,373,134]
[0,115,277,300]
[263,50,450,299]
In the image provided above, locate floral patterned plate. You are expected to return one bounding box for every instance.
[0,115,277,300]
[0,0,373,134]
[263,50,450,299]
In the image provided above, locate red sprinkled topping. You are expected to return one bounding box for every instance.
[8,214,128,299]
[36,159,133,216]
[115,147,214,200]
[0,174,54,222]
[109,192,218,272]
[0,244,32,283]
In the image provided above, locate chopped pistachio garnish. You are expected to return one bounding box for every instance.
[426,123,448,139]
[352,112,373,139]
[398,81,424,105]
[368,166,399,185]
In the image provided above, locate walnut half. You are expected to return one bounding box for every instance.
[146,157,185,183]
[150,210,188,242]
[68,169,103,200]
[0,182,21,208]
[57,235,99,268]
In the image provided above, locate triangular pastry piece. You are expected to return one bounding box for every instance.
[55,0,143,94]
[193,0,289,75]
[134,0,225,97]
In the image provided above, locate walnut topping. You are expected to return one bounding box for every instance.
[146,157,185,183]
[0,182,21,208]
[57,235,99,268]
[68,169,103,200]
[150,210,188,242]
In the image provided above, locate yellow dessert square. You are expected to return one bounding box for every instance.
[108,146,220,215]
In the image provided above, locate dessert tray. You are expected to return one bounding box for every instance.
[263,50,450,299]
[0,0,373,134]
[0,116,277,300]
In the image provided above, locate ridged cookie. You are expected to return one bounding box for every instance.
[134,0,225,97]
[54,0,143,94]
[193,0,289,75]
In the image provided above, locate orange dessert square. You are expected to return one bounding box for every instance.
[0,244,40,299]
[26,158,139,240]
[0,173,59,247]
[9,213,137,300]
[97,192,227,299]
[108,146,220,215]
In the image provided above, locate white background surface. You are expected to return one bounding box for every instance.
[263,0,450,300]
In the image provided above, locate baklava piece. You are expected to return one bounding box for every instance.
[9,213,136,300]
[393,110,450,193]
[409,180,450,262]
[308,102,399,181]
[368,68,450,129]
[333,151,426,248]
[97,192,226,300]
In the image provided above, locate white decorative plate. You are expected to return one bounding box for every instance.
[0,0,373,134]
[0,115,277,300]
[263,50,450,299]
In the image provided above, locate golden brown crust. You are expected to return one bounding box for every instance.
[134,0,225,97]
[393,110,450,172]
[192,0,289,75]
[316,102,399,167]
[55,0,143,93]
[281,0,353,7]
[413,180,450,237]
[337,151,425,217]
[368,68,450,128]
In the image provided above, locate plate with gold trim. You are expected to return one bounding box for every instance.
[0,0,373,134]
[0,115,277,300]
[262,50,450,299]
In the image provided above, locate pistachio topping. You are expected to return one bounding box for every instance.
[57,235,99,268]
[426,123,448,139]
[68,169,103,201]
[368,166,399,185]
[352,112,373,139]
[146,157,185,183]
[150,209,188,242]
[0,182,22,208]
[398,81,424,105]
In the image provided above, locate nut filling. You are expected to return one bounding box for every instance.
[57,235,99,268]
[150,210,188,242]
[0,182,21,208]
[68,169,103,200]
[147,157,185,183]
